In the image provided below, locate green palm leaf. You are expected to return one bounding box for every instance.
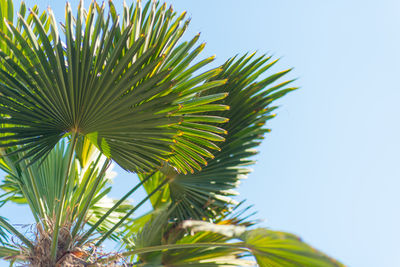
[0,0,15,55]
[0,1,227,173]
[0,1,344,266]
[183,221,344,267]
[138,53,296,220]
[0,245,19,260]
[0,216,9,246]
[240,229,344,267]
[122,210,252,266]
[102,212,342,266]
[0,138,131,240]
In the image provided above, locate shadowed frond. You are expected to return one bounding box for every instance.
[101,214,343,266]
[121,210,253,266]
[183,221,344,267]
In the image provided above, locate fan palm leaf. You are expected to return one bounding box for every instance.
[138,53,297,220]
[0,0,228,174]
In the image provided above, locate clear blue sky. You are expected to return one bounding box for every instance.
[2,1,400,266]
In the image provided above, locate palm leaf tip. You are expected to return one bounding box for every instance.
[240,229,345,267]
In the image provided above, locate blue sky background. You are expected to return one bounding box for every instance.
[2,0,400,266]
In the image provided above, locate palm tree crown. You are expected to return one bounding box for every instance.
[0,0,344,266]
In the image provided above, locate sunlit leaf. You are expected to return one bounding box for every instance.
[138,53,296,221]
[0,1,227,174]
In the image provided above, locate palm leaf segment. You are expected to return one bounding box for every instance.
[0,0,13,54]
[0,0,227,173]
[0,216,9,246]
[139,53,297,220]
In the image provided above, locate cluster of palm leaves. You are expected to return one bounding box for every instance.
[0,0,343,266]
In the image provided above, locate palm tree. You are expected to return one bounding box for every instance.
[0,0,344,266]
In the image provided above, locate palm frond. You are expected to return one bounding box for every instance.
[0,1,344,267]
[0,139,131,240]
[241,228,344,267]
[119,202,256,266]
[122,210,252,266]
[0,1,227,174]
[106,212,343,267]
[183,221,344,267]
[169,54,297,220]
[138,53,296,220]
